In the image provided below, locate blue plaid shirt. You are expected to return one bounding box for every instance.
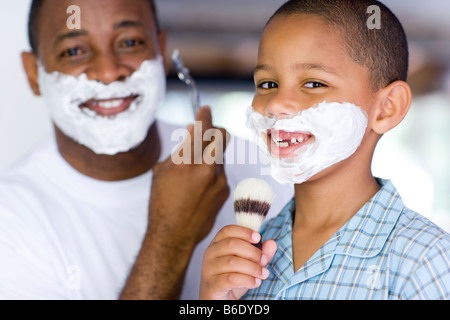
[242,179,450,300]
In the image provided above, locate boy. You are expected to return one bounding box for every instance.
[0,0,293,299]
[200,0,450,300]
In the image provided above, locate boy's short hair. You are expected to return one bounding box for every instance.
[27,0,160,55]
[268,0,408,91]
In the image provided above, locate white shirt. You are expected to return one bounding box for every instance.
[0,120,293,300]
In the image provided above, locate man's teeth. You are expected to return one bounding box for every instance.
[97,99,124,108]
[272,136,305,147]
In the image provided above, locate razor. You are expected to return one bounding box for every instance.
[171,49,201,118]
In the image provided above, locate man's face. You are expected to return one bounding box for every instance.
[252,14,377,159]
[34,0,164,117]
[37,0,161,76]
[22,0,168,156]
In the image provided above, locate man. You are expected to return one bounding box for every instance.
[0,0,292,299]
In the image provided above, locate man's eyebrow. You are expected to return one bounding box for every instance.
[54,21,143,45]
[113,20,144,30]
[55,30,89,44]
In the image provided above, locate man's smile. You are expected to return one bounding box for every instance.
[81,95,139,117]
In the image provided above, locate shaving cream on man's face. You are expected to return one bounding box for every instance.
[37,56,166,155]
[246,101,368,184]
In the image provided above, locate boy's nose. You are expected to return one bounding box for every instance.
[85,53,133,84]
[265,89,300,119]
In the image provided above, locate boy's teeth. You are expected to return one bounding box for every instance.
[272,136,283,144]
[272,135,307,147]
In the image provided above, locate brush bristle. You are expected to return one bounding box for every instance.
[233,178,274,232]
[233,178,274,204]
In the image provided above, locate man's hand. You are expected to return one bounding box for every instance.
[148,106,230,248]
[120,106,230,300]
[200,225,277,300]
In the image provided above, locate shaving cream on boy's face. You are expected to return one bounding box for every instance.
[37,56,166,155]
[246,101,368,184]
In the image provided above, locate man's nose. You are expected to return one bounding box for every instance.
[85,53,133,84]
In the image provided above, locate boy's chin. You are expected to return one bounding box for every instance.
[293,161,350,186]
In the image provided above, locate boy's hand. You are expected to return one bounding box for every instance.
[200,225,277,300]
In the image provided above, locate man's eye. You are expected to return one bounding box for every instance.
[259,81,278,89]
[61,48,82,57]
[304,82,326,88]
[122,39,143,47]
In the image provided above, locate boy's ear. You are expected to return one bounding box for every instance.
[21,51,41,96]
[371,80,412,135]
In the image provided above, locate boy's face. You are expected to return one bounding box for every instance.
[252,14,378,159]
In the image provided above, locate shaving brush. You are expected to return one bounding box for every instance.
[233,178,274,248]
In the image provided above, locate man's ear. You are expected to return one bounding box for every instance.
[371,80,412,135]
[21,51,41,96]
[157,30,168,75]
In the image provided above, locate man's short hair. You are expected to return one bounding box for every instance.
[268,0,409,91]
[28,0,160,55]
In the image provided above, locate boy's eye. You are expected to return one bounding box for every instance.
[304,81,326,88]
[258,81,278,89]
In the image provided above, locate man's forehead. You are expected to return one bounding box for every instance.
[39,0,154,29]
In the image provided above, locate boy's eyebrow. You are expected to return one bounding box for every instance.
[293,62,337,74]
[254,64,271,73]
[254,62,337,74]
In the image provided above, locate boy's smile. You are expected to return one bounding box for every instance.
[266,129,313,158]
[252,14,377,159]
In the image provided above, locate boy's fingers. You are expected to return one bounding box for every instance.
[206,237,262,266]
[212,225,260,245]
[205,255,269,280]
[210,273,262,294]
[261,240,278,266]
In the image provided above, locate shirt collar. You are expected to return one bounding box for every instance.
[270,178,404,261]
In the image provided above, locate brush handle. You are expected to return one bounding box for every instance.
[254,240,262,250]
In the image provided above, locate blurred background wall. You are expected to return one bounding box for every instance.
[1,0,450,231]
